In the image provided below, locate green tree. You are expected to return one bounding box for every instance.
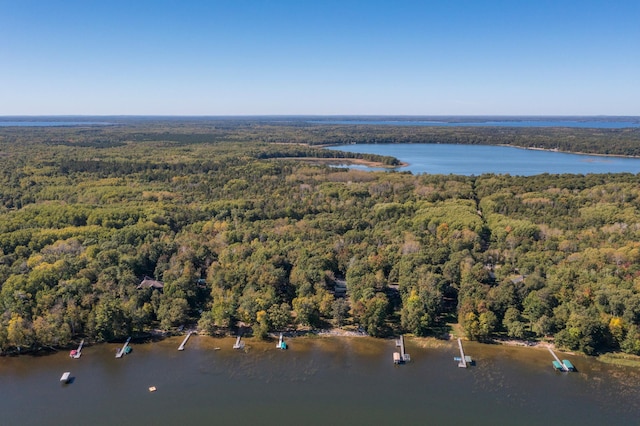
[92,298,129,341]
[157,297,189,330]
[331,298,349,327]
[401,290,430,336]
[353,293,389,337]
[254,310,269,339]
[292,296,320,327]
[503,307,527,339]
[267,303,292,331]
[7,313,34,350]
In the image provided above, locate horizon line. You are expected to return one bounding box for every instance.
[1,114,639,118]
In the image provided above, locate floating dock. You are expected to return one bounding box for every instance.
[115,337,132,358]
[393,335,410,364]
[233,335,245,350]
[548,347,574,372]
[60,372,71,383]
[70,339,84,359]
[178,331,193,351]
[562,359,575,371]
[276,333,287,350]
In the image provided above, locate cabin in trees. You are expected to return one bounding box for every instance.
[137,276,164,290]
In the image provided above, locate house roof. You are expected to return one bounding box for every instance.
[137,276,164,289]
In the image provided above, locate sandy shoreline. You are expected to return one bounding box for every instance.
[268,327,558,349]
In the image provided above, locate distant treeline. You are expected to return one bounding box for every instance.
[3,119,640,157]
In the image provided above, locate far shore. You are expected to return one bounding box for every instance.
[315,140,640,160]
[501,143,640,159]
[273,156,409,168]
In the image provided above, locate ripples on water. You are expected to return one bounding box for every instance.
[0,336,638,426]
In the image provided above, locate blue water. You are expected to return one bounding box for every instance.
[312,119,640,128]
[0,121,113,127]
[328,144,640,176]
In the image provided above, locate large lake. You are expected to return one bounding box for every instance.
[0,336,638,426]
[328,144,640,176]
[311,119,640,128]
[0,121,113,127]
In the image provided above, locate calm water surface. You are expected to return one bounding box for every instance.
[328,144,640,175]
[0,121,112,127]
[1,336,638,426]
[312,119,640,128]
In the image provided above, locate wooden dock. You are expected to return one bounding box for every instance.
[233,335,245,350]
[276,333,287,349]
[393,335,410,364]
[178,331,193,351]
[70,339,84,359]
[457,338,468,368]
[115,336,131,358]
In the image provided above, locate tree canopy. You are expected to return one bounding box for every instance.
[1,119,640,356]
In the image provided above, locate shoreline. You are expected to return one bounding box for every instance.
[273,156,410,168]
[318,141,640,162]
[500,143,640,159]
[4,327,639,368]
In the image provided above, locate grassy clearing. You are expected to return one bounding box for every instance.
[597,353,640,368]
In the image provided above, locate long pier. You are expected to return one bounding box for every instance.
[178,331,193,351]
[393,335,410,364]
[548,347,569,371]
[457,338,468,368]
[115,336,131,358]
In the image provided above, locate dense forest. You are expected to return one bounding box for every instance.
[1,119,640,357]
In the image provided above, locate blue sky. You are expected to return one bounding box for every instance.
[1,0,638,116]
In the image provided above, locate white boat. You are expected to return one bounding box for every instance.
[60,372,71,383]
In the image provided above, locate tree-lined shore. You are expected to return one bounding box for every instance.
[1,119,640,358]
